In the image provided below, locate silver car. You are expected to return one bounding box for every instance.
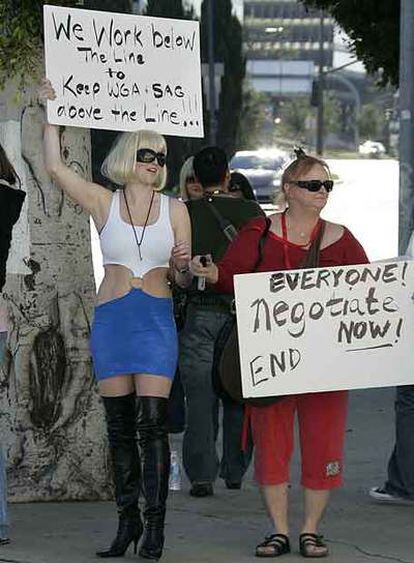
[230,149,288,203]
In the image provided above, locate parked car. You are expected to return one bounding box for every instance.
[358,140,386,158]
[230,149,288,203]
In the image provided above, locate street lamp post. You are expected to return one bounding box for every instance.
[327,73,360,151]
[316,10,325,155]
[207,0,217,145]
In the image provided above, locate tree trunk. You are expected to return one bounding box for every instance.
[0,83,112,501]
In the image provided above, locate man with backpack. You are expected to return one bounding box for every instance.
[179,146,264,497]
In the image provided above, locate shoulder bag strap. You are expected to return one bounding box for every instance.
[300,219,326,268]
[252,217,272,272]
[204,197,238,242]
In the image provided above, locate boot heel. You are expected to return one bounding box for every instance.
[98,394,142,558]
[96,518,143,558]
[137,397,170,562]
[139,528,164,560]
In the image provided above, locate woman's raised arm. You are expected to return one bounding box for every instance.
[40,79,112,228]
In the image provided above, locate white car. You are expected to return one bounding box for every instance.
[230,149,288,203]
[358,140,386,157]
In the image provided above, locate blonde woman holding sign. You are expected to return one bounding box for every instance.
[39,79,192,561]
[192,150,368,559]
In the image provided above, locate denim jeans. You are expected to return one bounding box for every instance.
[179,305,252,484]
[0,331,8,538]
[384,385,414,499]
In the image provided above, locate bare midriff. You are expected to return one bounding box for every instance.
[96,264,171,305]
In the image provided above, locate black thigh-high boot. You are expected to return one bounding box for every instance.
[137,397,170,561]
[96,394,143,558]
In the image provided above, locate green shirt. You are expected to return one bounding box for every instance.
[186,196,265,261]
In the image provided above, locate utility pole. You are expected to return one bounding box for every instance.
[327,73,360,151]
[207,0,217,145]
[399,0,414,253]
[316,10,325,155]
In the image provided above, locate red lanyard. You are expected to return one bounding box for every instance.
[281,211,321,269]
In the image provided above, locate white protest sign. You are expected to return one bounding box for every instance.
[234,260,414,398]
[43,5,204,137]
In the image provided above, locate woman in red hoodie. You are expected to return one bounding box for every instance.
[191,150,368,559]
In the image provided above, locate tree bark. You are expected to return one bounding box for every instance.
[0,85,112,501]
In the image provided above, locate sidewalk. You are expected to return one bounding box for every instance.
[2,388,414,563]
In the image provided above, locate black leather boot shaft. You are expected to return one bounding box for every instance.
[137,396,170,561]
[96,393,143,558]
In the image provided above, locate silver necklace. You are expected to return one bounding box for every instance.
[285,212,312,239]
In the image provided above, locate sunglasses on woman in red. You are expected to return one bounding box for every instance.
[289,179,334,192]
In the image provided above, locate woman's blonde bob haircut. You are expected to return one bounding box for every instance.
[274,152,330,209]
[101,130,167,190]
[179,156,195,201]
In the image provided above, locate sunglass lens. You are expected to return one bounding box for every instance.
[297,180,333,192]
[157,154,166,167]
[297,180,321,191]
[137,149,166,167]
[137,149,155,163]
[308,181,322,192]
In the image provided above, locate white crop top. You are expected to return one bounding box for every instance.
[99,190,174,278]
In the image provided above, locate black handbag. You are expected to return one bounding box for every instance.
[212,216,326,407]
[212,217,275,406]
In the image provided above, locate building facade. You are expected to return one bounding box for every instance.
[243,0,335,96]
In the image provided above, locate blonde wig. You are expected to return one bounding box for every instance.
[101,130,167,190]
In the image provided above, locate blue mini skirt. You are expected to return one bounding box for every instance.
[90,288,178,381]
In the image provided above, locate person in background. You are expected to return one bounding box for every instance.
[0,300,7,359]
[179,156,203,201]
[229,171,257,201]
[369,230,414,506]
[0,295,9,546]
[167,155,204,435]
[0,143,26,546]
[191,150,368,557]
[179,146,264,498]
[39,79,191,561]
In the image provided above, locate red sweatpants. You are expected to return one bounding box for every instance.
[250,391,348,490]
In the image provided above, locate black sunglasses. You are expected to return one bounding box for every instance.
[290,179,334,193]
[136,148,166,167]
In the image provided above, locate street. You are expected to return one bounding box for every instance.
[3,387,413,562]
[323,159,399,261]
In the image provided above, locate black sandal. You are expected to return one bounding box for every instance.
[299,533,328,558]
[255,534,290,558]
